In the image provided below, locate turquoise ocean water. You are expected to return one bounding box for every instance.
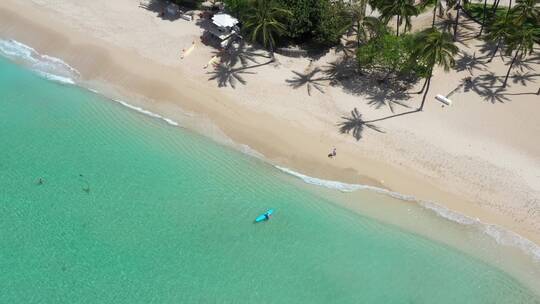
[1,50,539,303]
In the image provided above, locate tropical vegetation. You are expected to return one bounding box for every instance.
[200,0,538,138]
[412,28,458,110]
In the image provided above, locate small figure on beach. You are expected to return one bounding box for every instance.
[327,147,336,159]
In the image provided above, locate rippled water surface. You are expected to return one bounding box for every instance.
[1,55,539,303]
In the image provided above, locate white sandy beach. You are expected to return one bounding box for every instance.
[0,0,539,247]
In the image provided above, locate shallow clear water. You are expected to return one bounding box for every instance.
[1,55,539,303]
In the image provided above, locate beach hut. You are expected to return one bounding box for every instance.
[209,13,239,48]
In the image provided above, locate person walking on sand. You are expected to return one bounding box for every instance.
[327,147,336,159]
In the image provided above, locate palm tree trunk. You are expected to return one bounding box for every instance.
[506,0,513,17]
[396,15,400,36]
[417,75,429,94]
[491,0,500,14]
[478,0,488,36]
[432,4,437,27]
[453,0,461,41]
[356,20,361,47]
[269,39,275,62]
[503,47,520,88]
[419,73,433,111]
[487,39,501,62]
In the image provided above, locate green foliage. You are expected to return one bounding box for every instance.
[511,0,540,25]
[171,0,202,9]
[485,14,513,45]
[504,24,540,56]
[463,1,506,21]
[243,0,291,51]
[356,32,427,76]
[275,0,319,40]
[360,16,388,42]
[313,1,350,46]
[378,0,419,36]
[223,0,250,19]
[273,0,349,46]
[412,28,458,71]
[466,0,539,30]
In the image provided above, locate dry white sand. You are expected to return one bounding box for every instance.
[1,0,539,245]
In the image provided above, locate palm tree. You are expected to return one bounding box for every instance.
[420,0,444,27]
[485,14,512,62]
[224,0,249,19]
[504,0,514,17]
[350,14,386,45]
[511,0,540,24]
[243,0,291,58]
[478,0,489,36]
[452,0,462,41]
[490,0,501,14]
[501,25,540,88]
[347,0,369,46]
[379,0,418,36]
[413,28,458,111]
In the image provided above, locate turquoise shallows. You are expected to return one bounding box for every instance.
[0,56,538,303]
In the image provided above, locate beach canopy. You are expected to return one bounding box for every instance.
[212,14,238,28]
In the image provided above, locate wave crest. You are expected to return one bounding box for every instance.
[0,39,78,84]
[275,165,540,261]
[112,99,179,127]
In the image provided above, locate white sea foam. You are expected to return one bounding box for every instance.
[0,39,79,85]
[422,201,540,261]
[275,165,540,261]
[35,70,76,85]
[275,165,416,201]
[112,99,179,127]
[239,144,265,159]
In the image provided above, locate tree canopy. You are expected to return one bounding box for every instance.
[226,0,351,47]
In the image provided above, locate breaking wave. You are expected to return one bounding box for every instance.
[0,39,78,84]
[112,99,179,127]
[275,165,540,261]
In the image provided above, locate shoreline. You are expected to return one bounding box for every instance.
[5,38,540,271]
[1,0,539,253]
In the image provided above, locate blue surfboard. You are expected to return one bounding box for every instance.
[255,209,274,223]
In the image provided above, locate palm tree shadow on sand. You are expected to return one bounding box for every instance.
[219,40,272,68]
[207,63,256,88]
[339,107,422,141]
[455,51,488,74]
[446,71,539,104]
[286,68,327,96]
[338,108,386,140]
[323,59,413,113]
[207,41,275,88]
